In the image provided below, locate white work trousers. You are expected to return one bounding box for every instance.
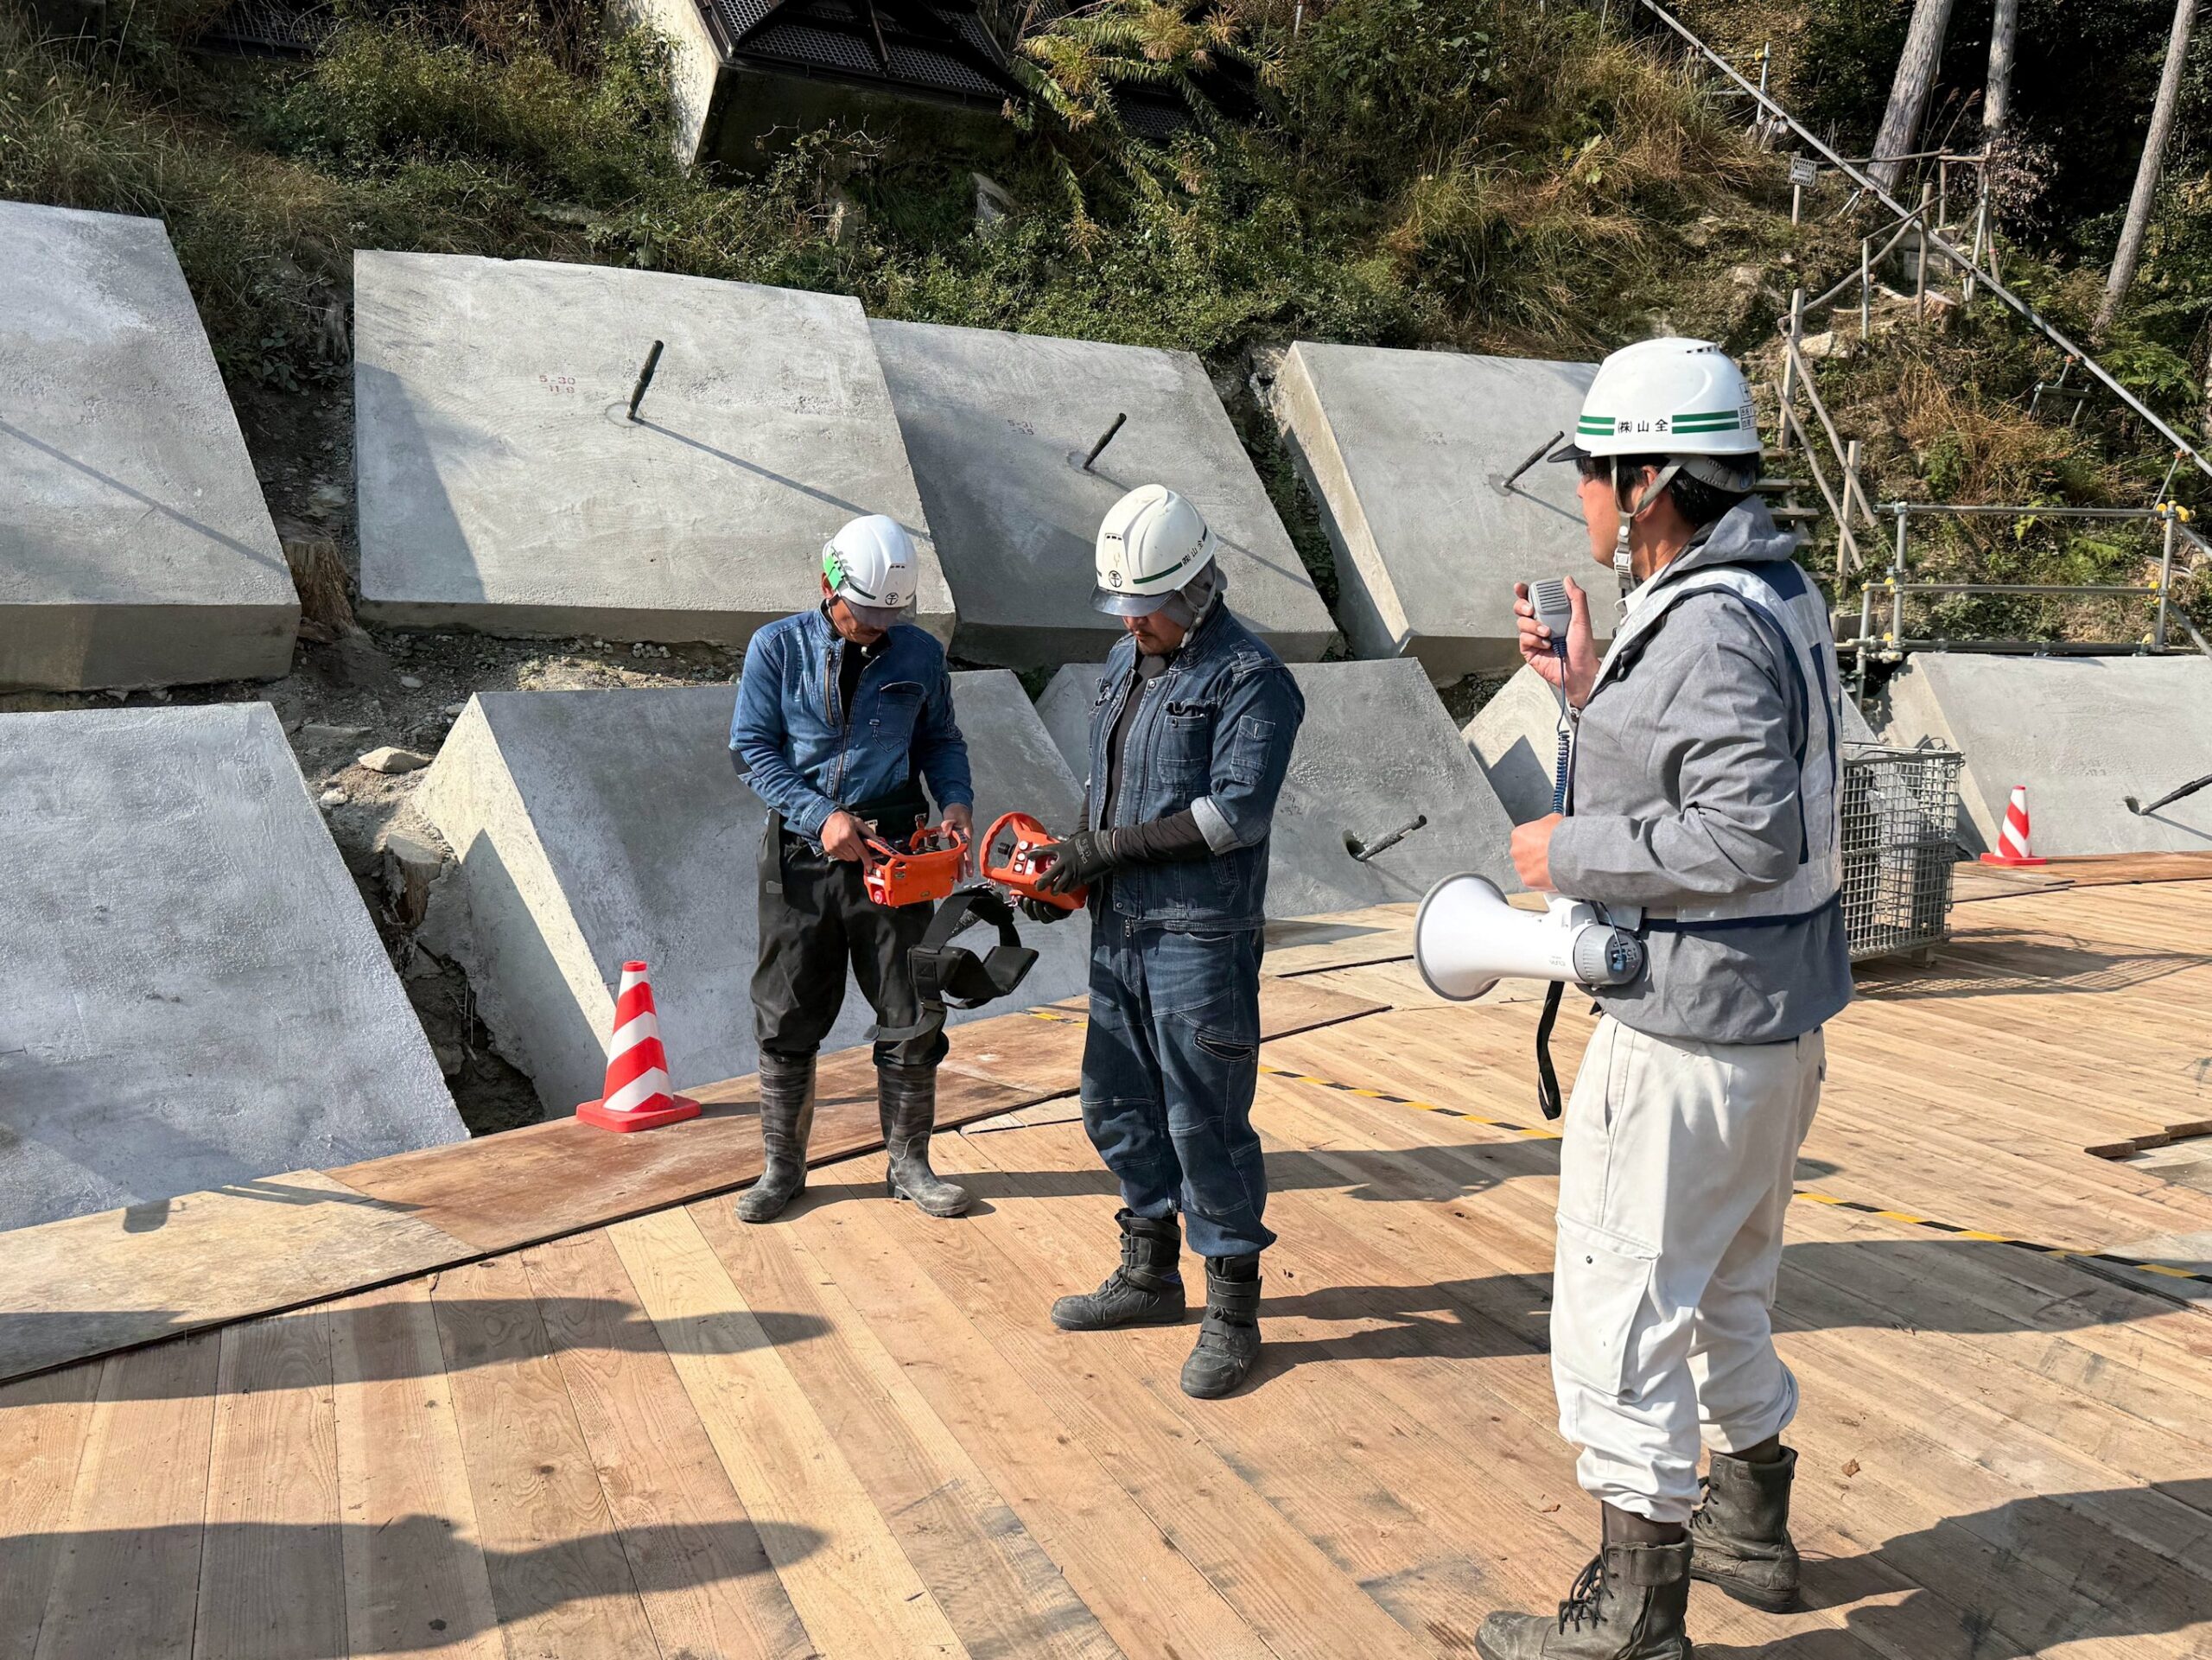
[1549,1015,1827,1523]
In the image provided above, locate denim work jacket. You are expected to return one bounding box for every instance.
[1082,605,1305,930]
[729,607,973,844]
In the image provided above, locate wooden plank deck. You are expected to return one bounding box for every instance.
[5,877,2212,1657]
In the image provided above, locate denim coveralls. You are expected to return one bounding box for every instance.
[1077,604,1305,1260]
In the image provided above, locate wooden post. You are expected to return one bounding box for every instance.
[1861,239,1872,340]
[1778,288,1804,454]
[1916,181,1932,315]
[1986,0,2019,136]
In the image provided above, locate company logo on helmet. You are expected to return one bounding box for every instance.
[1109,570,1122,587]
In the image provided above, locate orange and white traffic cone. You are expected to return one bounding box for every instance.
[1979,785,2049,868]
[576,960,702,1132]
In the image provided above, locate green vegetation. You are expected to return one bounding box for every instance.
[1,0,2206,646]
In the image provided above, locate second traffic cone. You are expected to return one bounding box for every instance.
[576,960,702,1132]
[1979,785,2049,867]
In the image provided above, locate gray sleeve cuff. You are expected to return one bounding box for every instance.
[1190,794,1239,855]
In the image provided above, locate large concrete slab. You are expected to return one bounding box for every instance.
[354,251,950,645]
[871,319,1336,668]
[1039,658,1518,916]
[1879,653,2212,855]
[419,674,1090,1116]
[1468,664,1878,824]
[1,200,297,690]
[0,703,465,1233]
[1270,342,1621,683]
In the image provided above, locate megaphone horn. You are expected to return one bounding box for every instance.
[1414,873,1645,1003]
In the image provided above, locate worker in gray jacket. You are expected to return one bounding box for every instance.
[1476,339,1850,1660]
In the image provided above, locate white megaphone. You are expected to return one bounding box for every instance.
[1414,873,1646,1002]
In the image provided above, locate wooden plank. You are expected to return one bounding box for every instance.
[193,1309,345,1660]
[0,1170,469,1384]
[691,1200,1120,1660]
[865,1160,1437,1660]
[787,1200,1273,1660]
[518,1230,816,1660]
[33,1332,219,1660]
[1261,905,1418,976]
[608,1206,969,1658]
[334,1056,1033,1254]
[0,1366,101,1660]
[327,1279,505,1660]
[431,1254,662,1658]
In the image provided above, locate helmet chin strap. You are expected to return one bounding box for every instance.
[1611,459,1681,607]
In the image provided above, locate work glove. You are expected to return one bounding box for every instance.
[1018,896,1075,925]
[1037,829,1121,895]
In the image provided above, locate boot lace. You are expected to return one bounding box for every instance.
[1557,1553,1607,1632]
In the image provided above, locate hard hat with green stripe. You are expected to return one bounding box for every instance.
[1548,336,1761,493]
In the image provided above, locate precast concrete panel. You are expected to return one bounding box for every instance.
[1270,342,1620,682]
[0,703,465,1232]
[1880,653,2212,855]
[1039,658,1518,916]
[419,674,1091,1116]
[871,319,1336,667]
[354,251,950,645]
[0,200,298,690]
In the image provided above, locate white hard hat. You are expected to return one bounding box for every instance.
[823,515,919,627]
[1549,337,1761,492]
[1094,484,1217,616]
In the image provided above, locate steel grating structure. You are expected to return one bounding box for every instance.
[1840,744,1966,961]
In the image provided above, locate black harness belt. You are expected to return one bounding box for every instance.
[871,885,1040,1043]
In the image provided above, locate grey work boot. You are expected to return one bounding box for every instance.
[736,1050,817,1224]
[1689,1445,1801,1612]
[1179,1256,1262,1399]
[1051,1210,1186,1330]
[1475,1511,1694,1660]
[879,1060,971,1218]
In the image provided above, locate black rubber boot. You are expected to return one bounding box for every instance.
[1475,1508,1694,1659]
[1179,1256,1262,1399]
[879,1060,971,1218]
[1051,1210,1186,1330]
[1689,1445,1800,1612]
[736,1050,816,1224]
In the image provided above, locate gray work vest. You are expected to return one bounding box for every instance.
[1589,558,1844,928]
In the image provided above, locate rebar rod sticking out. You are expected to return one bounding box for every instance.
[1082,411,1128,472]
[627,340,665,423]
[1498,429,1564,494]
[1344,814,1428,863]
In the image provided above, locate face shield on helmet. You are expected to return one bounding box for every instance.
[1094,484,1217,617]
[823,514,920,630]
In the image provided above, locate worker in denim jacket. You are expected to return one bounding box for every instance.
[1026,484,1306,1398]
[728,514,975,1225]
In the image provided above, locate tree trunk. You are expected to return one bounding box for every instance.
[2097,0,2199,336]
[1870,0,1959,194]
[1984,0,2018,134]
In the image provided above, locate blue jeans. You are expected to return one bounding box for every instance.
[1079,914,1275,1261]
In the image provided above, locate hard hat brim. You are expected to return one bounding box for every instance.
[1091,586,1178,618]
[841,601,910,630]
[1547,437,1591,465]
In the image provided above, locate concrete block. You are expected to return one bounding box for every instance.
[0,703,465,1232]
[1879,653,2212,855]
[354,251,950,646]
[871,320,1335,667]
[1038,658,1517,916]
[1468,665,1878,826]
[1270,342,1621,683]
[0,201,298,690]
[419,674,1090,1116]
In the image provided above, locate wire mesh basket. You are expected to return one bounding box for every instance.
[1840,744,1965,962]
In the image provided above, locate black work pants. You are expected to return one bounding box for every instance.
[752,824,946,1069]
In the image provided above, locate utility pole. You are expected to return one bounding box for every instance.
[1870,0,1958,193]
[1985,0,2018,137]
[2097,0,2198,336]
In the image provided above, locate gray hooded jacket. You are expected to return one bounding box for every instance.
[1547,499,1853,1044]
